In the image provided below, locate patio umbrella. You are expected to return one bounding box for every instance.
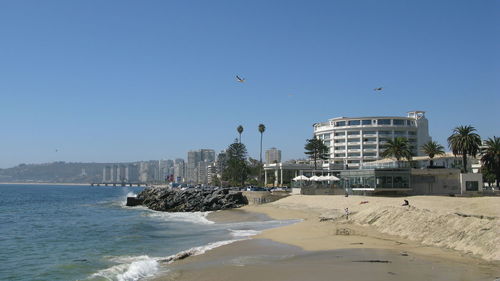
[317,175,329,181]
[309,176,322,181]
[292,175,310,181]
[326,175,340,181]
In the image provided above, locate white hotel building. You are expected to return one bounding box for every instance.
[313,111,432,170]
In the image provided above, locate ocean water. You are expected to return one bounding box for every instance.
[0,184,294,281]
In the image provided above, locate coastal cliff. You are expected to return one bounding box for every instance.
[132,187,248,212]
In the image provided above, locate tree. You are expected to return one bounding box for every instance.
[447,125,481,173]
[381,137,413,166]
[258,124,266,184]
[421,141,445,167]
[222,140,249,186]
[237,125,244,143]
[481,167,496,188]
[304,138,329,170]
[258,124,266,163]
[481,136,500,187]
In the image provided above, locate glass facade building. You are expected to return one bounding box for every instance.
[340,168,411,191]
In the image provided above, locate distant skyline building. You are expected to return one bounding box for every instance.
[173,158,185,183]
[265,147,282,164]
[313,111,432,169]
[186,149,216,183]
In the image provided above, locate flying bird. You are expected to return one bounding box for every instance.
[236,75,245,83]
[373,87,383,91]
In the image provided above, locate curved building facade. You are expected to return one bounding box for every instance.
[313,111,432,169]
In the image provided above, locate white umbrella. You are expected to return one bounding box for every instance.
[317,175,329,181]
[326,175,340,181]
[292,175,310,181]
[309,176,322,181]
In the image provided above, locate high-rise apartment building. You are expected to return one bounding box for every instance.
[173,158,185,183]
[313,111,432,169]
[186,149,216,183]
[265,148,282,164]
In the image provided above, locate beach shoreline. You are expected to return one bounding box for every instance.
[154,194,500,281]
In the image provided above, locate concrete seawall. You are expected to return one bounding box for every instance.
[242,191,289,205]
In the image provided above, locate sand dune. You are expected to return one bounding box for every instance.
[246,195,500,261]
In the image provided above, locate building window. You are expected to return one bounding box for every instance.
[393,119,405,125]
[363,137,376,142]
[334,146,344,150]
[364,152,376,156]
[465,181,479,191]
[347,131,360,135]
[348,120,360,126]
[347,159,360,163]
[362,120,372,125]
[347,145,360,150]
[363,131,376,135]
[376,176,392,188]
[323,140,331,146]
[334,153,346,157]
[335,131,346,136]
[347,138,361,143]
[378,119,391,125]
[394,131,406,136]
[363,145,376,149]
[335,139,346,143]
[335,121,346,127]
[348,153,360,157]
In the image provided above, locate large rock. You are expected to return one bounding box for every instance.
[136,187,248,212]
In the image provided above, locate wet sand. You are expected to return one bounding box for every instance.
[153,202,500,281]
[156,239,500,281]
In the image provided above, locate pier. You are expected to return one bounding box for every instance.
[90,182,148,187]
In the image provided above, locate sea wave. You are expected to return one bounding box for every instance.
[229,229,261,237]
[89,255,159,281]
[88,239,240,281]
[145,211,215,225]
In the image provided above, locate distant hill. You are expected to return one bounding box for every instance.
[0,162,123,183]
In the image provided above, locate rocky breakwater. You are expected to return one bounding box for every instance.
[129,187,248,212]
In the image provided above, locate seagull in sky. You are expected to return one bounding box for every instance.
[236,75,245,83]
[373,87,383,92]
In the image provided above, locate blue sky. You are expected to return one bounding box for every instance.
[0,0,498,168]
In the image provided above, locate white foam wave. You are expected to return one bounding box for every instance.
[121,191,138,206]
[126,192,137,198]
[90,255,158,281]
[230,229,261,237]
[90,240,239,281]
[158,239,239,263]
[146,211,214,225]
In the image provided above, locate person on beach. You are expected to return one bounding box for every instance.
[402,199,409,206]
[344,207,349,220]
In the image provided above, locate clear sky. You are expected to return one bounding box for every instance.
[0,0,498,168]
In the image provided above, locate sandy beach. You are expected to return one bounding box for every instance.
[155,195,500,280]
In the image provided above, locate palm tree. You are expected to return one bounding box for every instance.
[258,124,266,163]
[481,136,500,187]
[421,141,445,167]
[380,137,413,167]
[258,124,266,185]
[447,125,481,173]
[237,125,244,143]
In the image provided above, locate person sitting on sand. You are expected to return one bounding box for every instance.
[359,201,369,204]
[344,208,349,220]
[402,199,409,206]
